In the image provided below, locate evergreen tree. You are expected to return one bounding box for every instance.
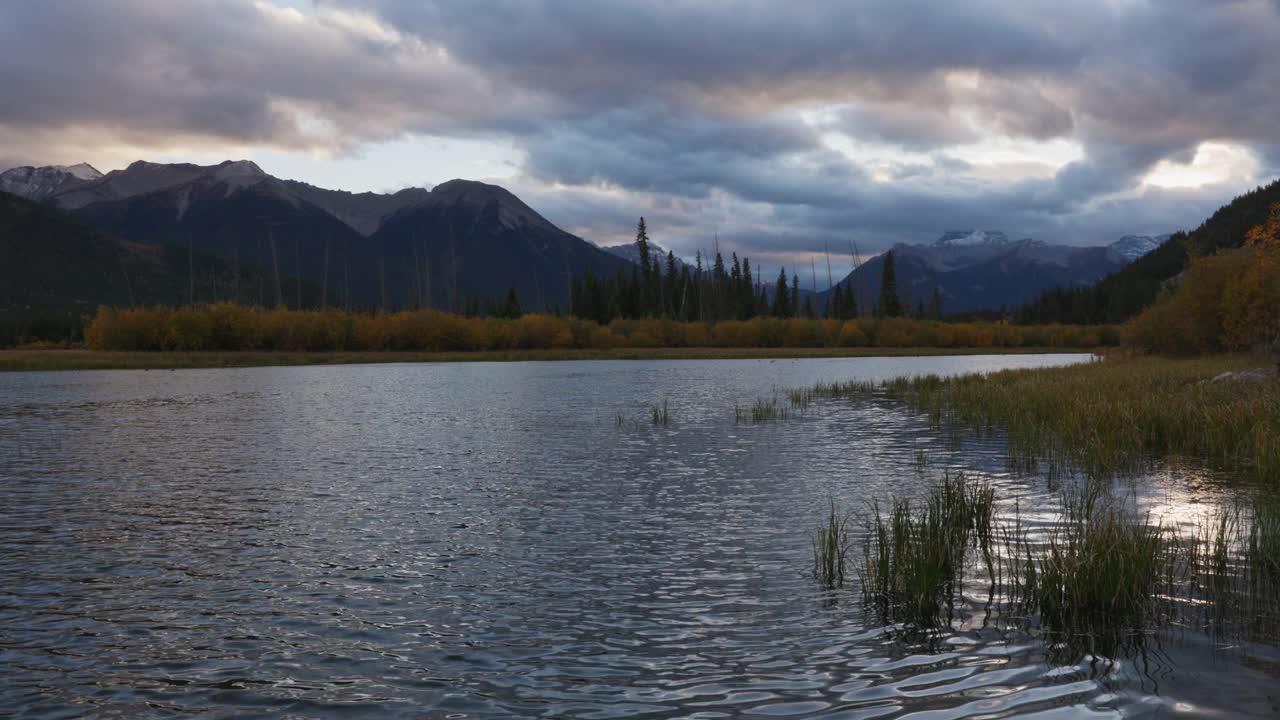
[774,267,790,317]
[665,251,678,317]
[501,285,522,319]
[712,251,726,322]
[878,251,903,317]
[929,287,943,320]
[792,273,801,318]
[635,217,652,314]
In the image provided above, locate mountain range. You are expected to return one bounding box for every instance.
[822,230,1169,315]
[0,160,630,310]
[1,159,1169,316]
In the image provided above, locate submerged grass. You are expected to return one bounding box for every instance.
[814,500,851,589]
[736,396,790,424]
[856,473,995,627]
[844,478,1280,655]
[651,399,670,427]
[879,355,1280,482]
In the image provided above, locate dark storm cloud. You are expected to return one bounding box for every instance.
[2,0,1277,255]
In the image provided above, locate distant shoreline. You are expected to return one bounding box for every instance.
[0,346,1096,372]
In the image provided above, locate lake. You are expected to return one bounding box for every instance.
[2,354,1277,718]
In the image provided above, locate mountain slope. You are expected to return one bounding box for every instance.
[0,190,297,312]
[70,169,372,308]
[281,181,429,236]
[823,233,1129,315]
[368,179,635,310]
[0,163,103,202]
[3,160,429,237]
[1109,234,1170,262]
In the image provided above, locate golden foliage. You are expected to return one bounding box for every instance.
[84,303,1116,353]
[1127,204,1280,354]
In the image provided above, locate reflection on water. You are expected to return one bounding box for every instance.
[1,355,1277,718]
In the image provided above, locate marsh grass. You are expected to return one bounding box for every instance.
[651,399,670,427]
[856,473,995,627]
[844,479,1280,656]
[1009,488,1169,652]
[879,356,1280,482]
[813,500,851,589]
[736,396,789,424]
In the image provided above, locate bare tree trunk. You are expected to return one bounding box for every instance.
[294,235,302,310]
[188,232,194,307]
[379,256,387,313]
[449,224,458,313]
[321,234,330,308]
[269,228,283,308]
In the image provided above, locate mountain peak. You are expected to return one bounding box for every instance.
[0,162,103,201]
[60,163,103,181]
[1108,234,1171,262]
[427,179,551,231]
[934,230,1011,247]
[213,159,266,179]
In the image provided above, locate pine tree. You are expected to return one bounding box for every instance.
[878,251,903,317]
[774,267,790,317]
[635,217,651,314]
[741,257,755,319]
[929,287,943,320]
[665,250,677,317]
[501,285,522,319]
[792,273,800,318]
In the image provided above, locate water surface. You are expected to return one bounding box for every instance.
[2,355,1277,718]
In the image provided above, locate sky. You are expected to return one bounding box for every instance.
[2,0,1278,274]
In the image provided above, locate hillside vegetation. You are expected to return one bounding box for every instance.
[1125,203,1280,354]
[1019,178,1280,324]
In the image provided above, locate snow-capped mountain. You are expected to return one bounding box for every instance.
[821,231,1132,314]
[0,163,102,202]
[933,230,1011,247]
[1108,234,1171,262]
[0,159,427,238]
[604,240,688,271]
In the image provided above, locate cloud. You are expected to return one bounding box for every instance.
[1,0,1277,257]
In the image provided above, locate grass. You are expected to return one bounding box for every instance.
[0,345,1089,372]
[1008,488,1168,650]
[855,473,995,627]
[787,380,878,411]
[736,396,790,424]
[814,500,851,589]
[651,399,670,427]
[839,478,1280,655]
[879,355,1280,481]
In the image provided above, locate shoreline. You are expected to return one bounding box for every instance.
[0,346,1098,372]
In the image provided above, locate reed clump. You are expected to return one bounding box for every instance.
[736,396,789,424]
[651,399,670,427]
[835,479,1280,655]
[857,473,995,627]
[813,500,851,589]
[1007,489,1168,647]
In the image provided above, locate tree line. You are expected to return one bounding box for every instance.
[83,303,1117,353]
[570,218,942,325]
